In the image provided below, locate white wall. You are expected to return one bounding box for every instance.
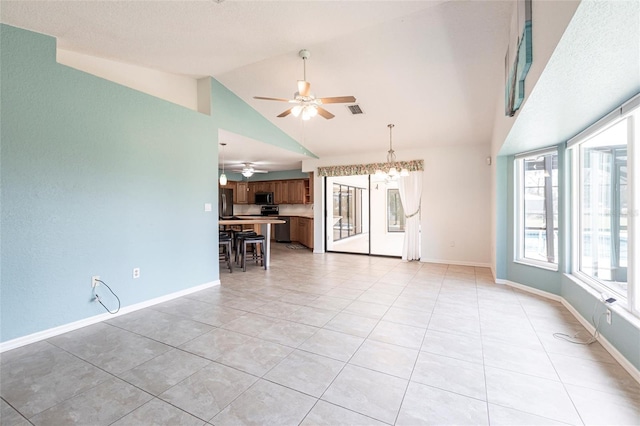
[57,48,199,111]
[303,143,492,266]
[420,145,492,266]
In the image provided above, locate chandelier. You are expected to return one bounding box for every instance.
[375,124,409,180]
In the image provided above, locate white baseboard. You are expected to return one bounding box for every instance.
[0,280,220,353]
[420,258,492,268]
[496,279,563,302]
[498,279,640,384]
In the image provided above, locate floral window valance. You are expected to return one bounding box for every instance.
[318,160,424,177]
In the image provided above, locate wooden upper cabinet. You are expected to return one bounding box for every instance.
[247,182,256,204]
[288,180,306,204]
[237,178,312,205]
[306,173,314,204]
[235,181,249,204]
[274,181,287,204]
[220,180,235,192]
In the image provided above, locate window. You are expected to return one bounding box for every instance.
[515,149,559,268]
[575,120,629,298]
[570,95,638,316]
[387,189,405,232]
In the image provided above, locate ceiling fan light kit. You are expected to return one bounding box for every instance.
[254,49,356,120]
[230,163,268,178]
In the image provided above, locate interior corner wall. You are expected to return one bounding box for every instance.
[0,25,218,343]
[494,155,508,279]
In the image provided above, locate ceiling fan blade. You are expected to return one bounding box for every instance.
[254,96,292,102]
[277,108,293,118]
[298,80,311,97]
[318,96,356,104]
[316,107,335,120]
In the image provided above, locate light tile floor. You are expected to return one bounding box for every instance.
[2,244,639,425]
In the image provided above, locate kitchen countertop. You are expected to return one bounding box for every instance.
[219,218,285,225]
[233,215,314,219]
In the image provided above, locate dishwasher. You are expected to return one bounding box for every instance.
[275,216,291,243]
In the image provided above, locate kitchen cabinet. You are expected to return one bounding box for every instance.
[306,174,314,204]
[247,182,257,204]
[288,180,306,204]
[289,217,299,242]
[240,176,312,205]
[235,181,249,204]
[297,217,313,249]
[220,180,235,192]
[274,181,287,204]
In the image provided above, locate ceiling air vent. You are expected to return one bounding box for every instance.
[346,104,364,115]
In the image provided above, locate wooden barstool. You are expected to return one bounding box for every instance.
[241,234,266,271]
[219,232,233,273]
[234,230,257,264]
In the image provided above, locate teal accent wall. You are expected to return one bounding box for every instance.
[0,25,312,344]
[219,170,309,183]
[495,156,508,279]
[209,79,317,159]
[561,276,640,371]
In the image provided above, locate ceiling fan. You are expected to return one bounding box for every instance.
[230,163,268,178]
[254,49,356,120]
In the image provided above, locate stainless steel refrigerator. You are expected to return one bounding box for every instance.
[219,188,234,218]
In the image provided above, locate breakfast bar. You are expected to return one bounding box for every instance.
[218,217,285,269]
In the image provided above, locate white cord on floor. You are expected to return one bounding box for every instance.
[553,296,610,345]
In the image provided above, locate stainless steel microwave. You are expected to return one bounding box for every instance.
[255,192,274,205]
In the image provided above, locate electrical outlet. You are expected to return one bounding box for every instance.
[133,268,140,279]
[450,241,455,247]
[91,275,100,288]
[606,309,612,325]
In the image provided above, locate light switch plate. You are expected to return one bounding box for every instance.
[204,203,212,212]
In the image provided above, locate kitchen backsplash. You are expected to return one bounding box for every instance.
[233,204,313,216]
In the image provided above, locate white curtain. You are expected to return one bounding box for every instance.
[398,171,422,261]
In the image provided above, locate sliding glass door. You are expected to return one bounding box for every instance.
[325,175,403,257]
[326,175,369,254]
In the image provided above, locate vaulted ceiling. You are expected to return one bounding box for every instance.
[1,0,513,167]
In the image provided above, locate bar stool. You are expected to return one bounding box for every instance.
[234,230,257,264]
[241,234,266,272]
[219,232,233,273]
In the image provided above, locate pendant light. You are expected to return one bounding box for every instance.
[219,143,227,186]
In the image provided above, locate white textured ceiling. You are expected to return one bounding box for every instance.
[500,0,640,156]
[1,0,512,167]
